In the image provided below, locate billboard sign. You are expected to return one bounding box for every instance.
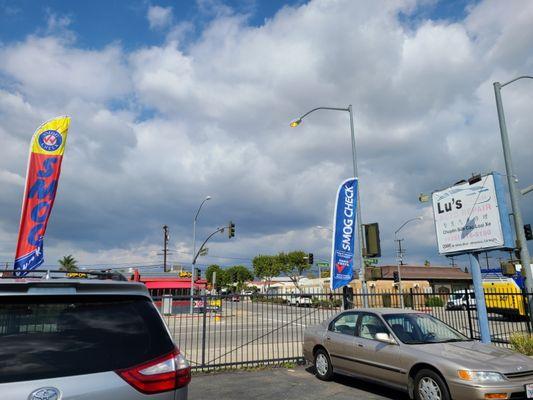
[330,177,358,290]
[432,173,513,255]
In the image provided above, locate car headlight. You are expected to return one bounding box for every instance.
[457,370,506,383]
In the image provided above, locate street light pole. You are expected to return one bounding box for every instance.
[493,77,532,303]
[394,217,423,308]
[191,196,211,313]
[291,105,368,305]
[162,225,169,273]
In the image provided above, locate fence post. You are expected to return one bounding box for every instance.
[465,288,474,339]
[522,287,532,334]
[201,293,207,368]
[409,288,414,310]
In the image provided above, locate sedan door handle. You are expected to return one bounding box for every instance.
[356,343,364,347]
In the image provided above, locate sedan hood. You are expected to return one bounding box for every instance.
[414,341,533,373]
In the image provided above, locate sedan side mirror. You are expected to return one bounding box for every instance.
[375,332,397,345]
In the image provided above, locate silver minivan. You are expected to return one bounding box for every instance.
[0,271,190,400]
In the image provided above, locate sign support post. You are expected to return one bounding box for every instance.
[469,253,491,343]
[431,172,516,345]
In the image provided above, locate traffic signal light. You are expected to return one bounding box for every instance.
[342,286,354,310]
[308,253,314,265]
[525,224,532,241]
[195,268,201,279]
[393,271,399,283]
[363,223,381,257]
[228,221,235,238]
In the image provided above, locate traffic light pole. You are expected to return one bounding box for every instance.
[193,227,226,265]
[190,226,226,314]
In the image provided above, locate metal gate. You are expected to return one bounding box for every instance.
[158,290,532,371]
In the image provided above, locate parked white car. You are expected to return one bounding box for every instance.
[287,294,313,307]
[446,289,476,310]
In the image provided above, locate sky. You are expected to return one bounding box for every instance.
[0,0,532,274]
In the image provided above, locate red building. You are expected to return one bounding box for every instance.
[130,269,208,299]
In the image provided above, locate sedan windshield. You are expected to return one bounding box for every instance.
[383,313,470,344]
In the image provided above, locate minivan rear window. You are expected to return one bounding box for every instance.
[0,296,174,383]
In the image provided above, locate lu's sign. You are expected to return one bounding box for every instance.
[432,172,513,255]
[330,177,358,290]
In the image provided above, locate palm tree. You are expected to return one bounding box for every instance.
[58,255,78,272]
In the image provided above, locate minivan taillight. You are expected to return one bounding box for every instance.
[116,349,191,394]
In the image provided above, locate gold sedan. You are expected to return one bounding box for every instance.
[303,308,533,400]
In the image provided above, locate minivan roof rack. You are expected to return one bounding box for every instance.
[0,269,127,281]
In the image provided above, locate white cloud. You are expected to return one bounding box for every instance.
[147,5,173,30]
[0,169,24,186]
[0,37,131,103]
[0,0,532,271]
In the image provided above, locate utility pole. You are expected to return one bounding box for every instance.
[449,256,456,268]
[484,252,491,268]
[396,239,405,266]
[162,225,169,273]
[394,217,423,309]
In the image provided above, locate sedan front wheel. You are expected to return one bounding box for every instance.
[414,369,450,400]
[314,349,333,381]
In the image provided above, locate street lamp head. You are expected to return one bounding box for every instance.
[205,196,212,201]
[289,118,302,128]
[418,193,430,203]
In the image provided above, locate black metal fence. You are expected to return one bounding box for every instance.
[157,289,532,371]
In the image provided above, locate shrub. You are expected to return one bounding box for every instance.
[510,333,533,356]
[425,296,444,307]
[250,294,286,304]
[311,297,342,308]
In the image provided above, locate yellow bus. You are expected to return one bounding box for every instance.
[483,277,527,319]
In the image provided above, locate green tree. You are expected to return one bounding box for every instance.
[226,265,254,284]
[205,264,228,288]
[225,265,254,293]
[277,250,309,291]
[253,254,282,291]
[58,255,78,272]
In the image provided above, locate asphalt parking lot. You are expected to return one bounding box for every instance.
[189,366,409,400]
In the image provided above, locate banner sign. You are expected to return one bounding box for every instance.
[330,177,358,290]
[432,172,513,255]
[14,116,70,273]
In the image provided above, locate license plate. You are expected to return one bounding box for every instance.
[526,383,533,398]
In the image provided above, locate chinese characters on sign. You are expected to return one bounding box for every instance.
[432,173,513,255]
